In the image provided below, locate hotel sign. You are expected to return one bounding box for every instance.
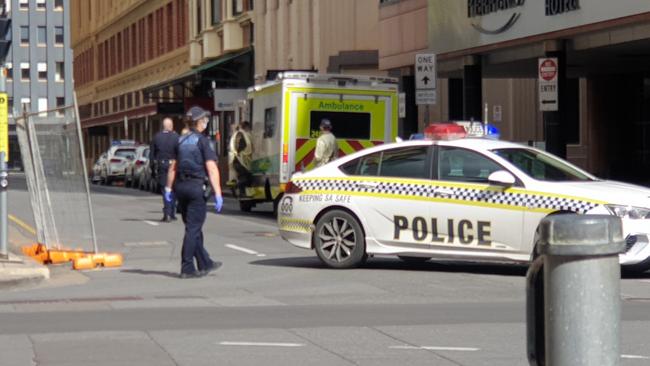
[429,0,650,55]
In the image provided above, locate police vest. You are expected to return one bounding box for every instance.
[177,132,206,179]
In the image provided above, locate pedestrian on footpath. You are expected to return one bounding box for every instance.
[313,118,338,168]
[151,117,179,222]
[165,106,223,279]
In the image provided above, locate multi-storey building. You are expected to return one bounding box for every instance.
[5,0,74,169]
[71,0,191,166]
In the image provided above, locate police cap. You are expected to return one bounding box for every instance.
[186,106,211,122]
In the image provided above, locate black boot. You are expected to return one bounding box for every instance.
[161,215,171,223]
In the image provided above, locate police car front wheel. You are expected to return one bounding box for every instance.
[314,210,366,269]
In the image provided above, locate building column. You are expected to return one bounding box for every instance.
[463,56,482,121]
[543,43,567,158]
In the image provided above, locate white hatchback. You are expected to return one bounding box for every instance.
[278,138,650,271]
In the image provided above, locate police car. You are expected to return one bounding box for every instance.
[277,123,650,271]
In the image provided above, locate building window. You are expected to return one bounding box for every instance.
[8,98,13,115]
[6,63,12,81]
[19,0,28,10]
[20,98,30,113]
[54,0,63,11]
[55,62,64,81]
[20,26,29,44]
[232,0,243,15]
[38,98,47,116]
[36,0,45,10]
[211,0,222,24]
[20,63,29,80]
[55,27,64,45]
[56,97,65,116]
[196,0,202,35]
[37,26,46,45]
[37,63,47,81]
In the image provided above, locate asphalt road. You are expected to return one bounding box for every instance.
[3,175,650,365]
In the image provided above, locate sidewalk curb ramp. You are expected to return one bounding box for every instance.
[0,254,50,290]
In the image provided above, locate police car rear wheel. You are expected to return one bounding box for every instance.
[314,210,365,269]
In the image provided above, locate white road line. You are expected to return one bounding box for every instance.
[218,342,304,347]
[143,220,160,227]
[225,244,266,257]
[622,354,650,359]
[390,345,480,352]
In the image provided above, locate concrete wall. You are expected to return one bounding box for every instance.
[378,0,428,71]
[253,0,381,82]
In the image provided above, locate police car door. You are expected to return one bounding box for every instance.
[431,146,525,256]
[342,145,434,248]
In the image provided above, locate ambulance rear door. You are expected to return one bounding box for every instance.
[286,88,397,175]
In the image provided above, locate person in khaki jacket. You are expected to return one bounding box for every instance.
[314,119,338,168]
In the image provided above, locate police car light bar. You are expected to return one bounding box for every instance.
[423,122,500,141]
[424,123,467,141]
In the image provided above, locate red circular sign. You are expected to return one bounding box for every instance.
[539,59,557,81]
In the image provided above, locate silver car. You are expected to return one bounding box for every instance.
[101,145,137,185]
[126,145,149,188]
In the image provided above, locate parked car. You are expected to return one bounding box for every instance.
[100,144,137,185]
[91,153,108,184]
[140,158,160,193]
[125,145,149,188]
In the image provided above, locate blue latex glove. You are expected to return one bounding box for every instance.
[214,195,223,213]
[164,189,174,203]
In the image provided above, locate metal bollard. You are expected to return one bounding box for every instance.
[527,215,625,366]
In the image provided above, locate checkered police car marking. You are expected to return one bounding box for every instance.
[293,177,602,214]
[279,218,312,233]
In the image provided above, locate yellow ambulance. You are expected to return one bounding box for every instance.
[239,72,399,212]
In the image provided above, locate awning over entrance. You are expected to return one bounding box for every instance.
[83,105,157,128]
[143,47,254,101]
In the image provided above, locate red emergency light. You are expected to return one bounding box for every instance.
[423,123,467,141]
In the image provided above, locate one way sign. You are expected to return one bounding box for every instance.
[415,53,436,105]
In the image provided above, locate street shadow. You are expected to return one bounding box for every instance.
[250,256,528,277]
[121,269,180,278]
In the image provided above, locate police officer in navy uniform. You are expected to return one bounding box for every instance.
[165,106,223,278]
[151,117,179,222]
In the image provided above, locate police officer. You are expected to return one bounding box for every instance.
[164,106,223,279]
[314,118,337,167]
[151,117,179,222]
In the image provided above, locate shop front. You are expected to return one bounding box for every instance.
[429,0,650,183]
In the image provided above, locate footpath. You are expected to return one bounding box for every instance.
[0,218,50,290]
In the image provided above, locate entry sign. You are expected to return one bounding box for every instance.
[538,58,558,112]
[0,93,7,162]
[415,53,437,105]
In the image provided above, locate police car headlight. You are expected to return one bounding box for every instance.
[605,204,650,220]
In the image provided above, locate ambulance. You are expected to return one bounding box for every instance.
[238,72,399,212]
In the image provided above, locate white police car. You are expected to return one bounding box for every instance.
[277,123,650,270]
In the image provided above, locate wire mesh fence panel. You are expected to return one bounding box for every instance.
[16,104,98,253]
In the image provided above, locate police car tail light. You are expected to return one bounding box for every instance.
[424,123,467,141]
[285,181,302,194]
[110,158,121,163]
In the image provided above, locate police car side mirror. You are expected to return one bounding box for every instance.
[488,170,516,187]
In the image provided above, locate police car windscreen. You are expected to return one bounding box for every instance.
[493,148,593,182]
[310,111,371,140]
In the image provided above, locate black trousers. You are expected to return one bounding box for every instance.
[175,180,214,274]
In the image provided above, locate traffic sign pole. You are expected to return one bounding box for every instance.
[0,67,7,260]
